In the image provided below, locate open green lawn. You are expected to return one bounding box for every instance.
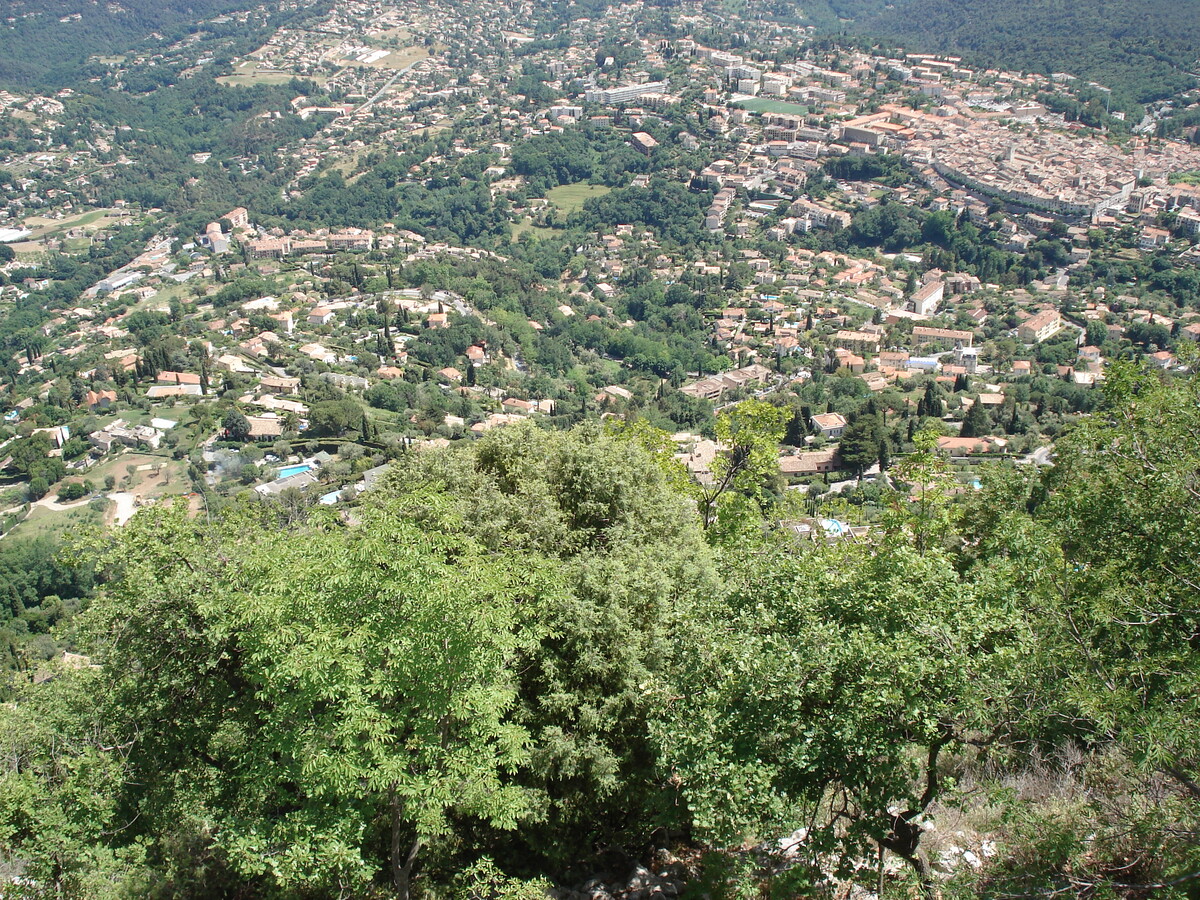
[342,45,428,70]
[371,27,413,43]
[217,71,296,87]
[732,98,810,116]
[9,501,108,542]
[510,220,561,241]
[24,208,115,241]
[546,183,611,222]
[331,143,390,181]
[373,47,428,69]
[9,242,42,258]
[86,453,188,500]
[217,59,316,87]
[133,280,193,311]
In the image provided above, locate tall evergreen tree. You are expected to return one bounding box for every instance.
[961,399,989,438]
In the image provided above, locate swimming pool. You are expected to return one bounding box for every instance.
[279,464,313,479]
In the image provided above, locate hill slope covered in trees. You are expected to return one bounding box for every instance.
[4,367,1200,899]
[0,0,282,86]
[851,0,1200,107]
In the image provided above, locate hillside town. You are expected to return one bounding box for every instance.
[0,0,1199,538]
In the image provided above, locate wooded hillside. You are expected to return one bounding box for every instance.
[854,0,1200,107]
[4,367,1200,899]
[0,0,287,86]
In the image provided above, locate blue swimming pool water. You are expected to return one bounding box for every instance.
[279,464,312,479]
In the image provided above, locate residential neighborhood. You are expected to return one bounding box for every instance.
[0,0,1198,540]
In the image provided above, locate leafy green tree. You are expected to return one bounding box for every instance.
[838,413,882,476]
[698,399,789,530]
[960,398,990,438]
[382,423,715,866]
[221,407,250,442]
[954,363,1200,894]
[1039,363,1200,792]
[27,477,49,501]
[308,398,365,438]
[453,857,551,900]
[9,501,543,898]
[886,428,961,555]
[8,433,66,485]
[921,381,944,419]
[56,481,92,503]
[660,529,1022,896]
[0,667,138,897]
[1125,320,1171,350]
[1084,319,1108,348]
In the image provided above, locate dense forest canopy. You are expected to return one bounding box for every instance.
[0,0,1199,892]
[846,0,1200,109]
[0,0,274,86]
[5,369,1200,898]
[1,0,1195,112]
[747,0,1199,112]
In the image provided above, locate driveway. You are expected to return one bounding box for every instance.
[108,491,138,525]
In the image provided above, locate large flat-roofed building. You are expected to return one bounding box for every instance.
[584,80,669,105]
[224,207,249,229]
[248,237,290,258]
[910,280,945,316]
[911,326,974,348]
[840,125,883,147]
[1018,309,1065,344]
[631,132,659,155]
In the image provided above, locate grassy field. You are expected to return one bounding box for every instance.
[372,27,413,43]
[134,279,194,311]
[8,242,42,258]
[510,220,560,241]
[732,97,810,116]
[330,143,387,180]
[24,208,114,240]
[1,448,197,539]
[217,70,297,87]
[383,47,428,69]
[350,46,428,70]
[0,486,25,511]
[216,58,327,87]
[88,453,188,500]
[417,123,451,137]
[9,207,125,257]
[13,502,108,542]
[547,183,611,219]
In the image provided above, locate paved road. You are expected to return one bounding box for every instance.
[356,61,421,114]
[32,494,95,513]
[822,463,882,495]
[1020,446,1054,466]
